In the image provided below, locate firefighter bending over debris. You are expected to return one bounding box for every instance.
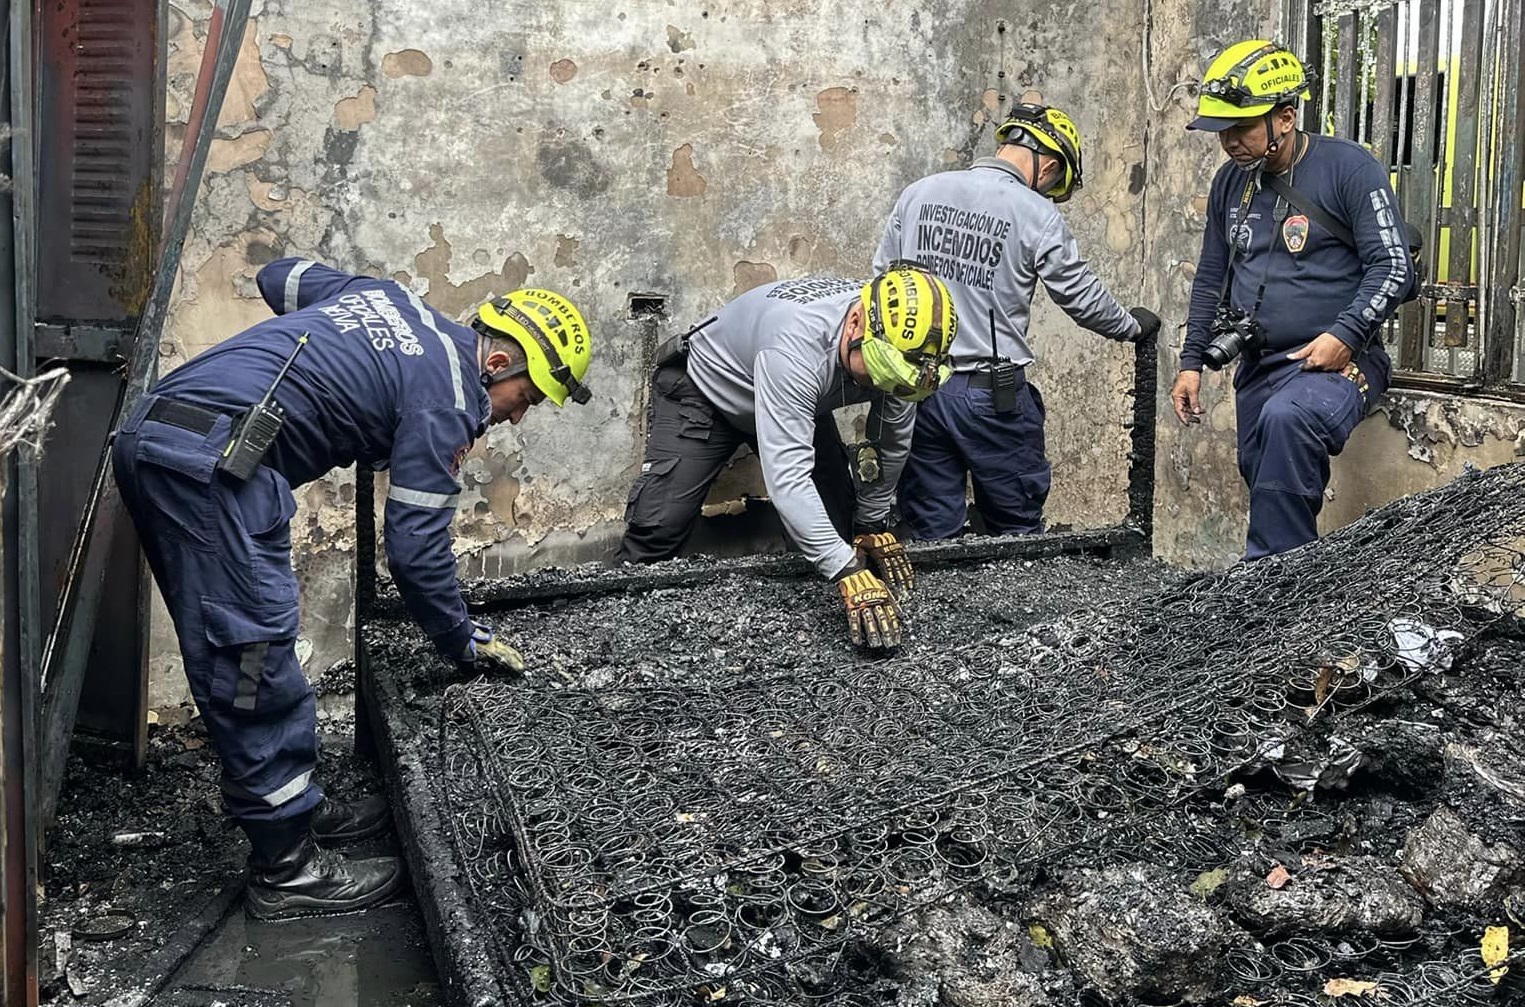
[615,265,957,650]
[1172,41,1415,558]
[111,258,592,919]
[874,102,1161,538]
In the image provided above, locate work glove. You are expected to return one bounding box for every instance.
[834,564,903,650]
[457,621,526,675]
[1128,307,1162,343]
[853,530,915,596]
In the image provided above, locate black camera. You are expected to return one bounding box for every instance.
[1202,305,1267,370]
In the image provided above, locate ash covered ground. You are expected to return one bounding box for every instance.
[365,479,1525,1007]
[37,673,436,1007]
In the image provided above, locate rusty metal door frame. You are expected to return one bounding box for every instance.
[4,0,252,998]
[32,0,169,783]
[2,0,43,998]
[1287,0,1525,396]
[37,0,254,831]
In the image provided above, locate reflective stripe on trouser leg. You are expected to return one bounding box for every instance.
[222,767,315,809]
[110,420,321,823]
[234,642,268,711]
[200,635,321,820]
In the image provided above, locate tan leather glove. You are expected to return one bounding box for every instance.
[853,531,914,595]
[458,622,526,675]
[835,567,903,649]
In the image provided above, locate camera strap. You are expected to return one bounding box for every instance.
[1216,172,1261,307]
[1261,172,1354,248]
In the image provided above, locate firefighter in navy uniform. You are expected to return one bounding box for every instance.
[1172,41,1415,558]
[874,103,1161,538]
[615,265,958,650]
[111,258,592,918]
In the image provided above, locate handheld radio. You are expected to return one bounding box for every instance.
[989,308,1019,414]
[218,333,310,482]
[653,315,719,369]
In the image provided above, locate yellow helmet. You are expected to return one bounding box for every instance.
[473,289,591,406]
[1189,40,1315,131]
[995,103,1084,202]
[856,263,957,403]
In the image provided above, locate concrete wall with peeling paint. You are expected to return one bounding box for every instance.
[149,0,1293,710]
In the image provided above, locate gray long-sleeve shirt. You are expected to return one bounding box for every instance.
[874,158,1137,369]
[686,277,913,579]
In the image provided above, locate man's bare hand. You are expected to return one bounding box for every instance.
[1288,332,1353,372]
[1170,370,1204,427]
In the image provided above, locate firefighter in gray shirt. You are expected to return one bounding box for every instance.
[615,266,958,649]
[874,103,1161,537]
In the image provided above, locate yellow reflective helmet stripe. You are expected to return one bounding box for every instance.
[995,103,1084,202]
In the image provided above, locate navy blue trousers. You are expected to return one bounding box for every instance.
[900,372,1051,539]
[112,397,320,823]
[1234,350,1389,559]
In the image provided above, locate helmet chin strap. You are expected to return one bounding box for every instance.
[1030,148,1058,197]
[1264,112,1283,155]
[1236,112,1287,173]
[477,333,528,389]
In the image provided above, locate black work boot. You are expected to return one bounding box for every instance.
[310,794,392,846]
[243,816,404,921]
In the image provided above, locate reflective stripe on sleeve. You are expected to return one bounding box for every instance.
[387,484,460,509]
[283,260,316,314]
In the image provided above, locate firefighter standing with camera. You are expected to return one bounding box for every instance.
[1172,40,1415,559]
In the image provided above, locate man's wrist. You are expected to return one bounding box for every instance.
[1327,324,1364,353]
[832,558,868,582]
[437,617,476,663]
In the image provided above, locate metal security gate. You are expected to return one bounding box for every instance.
[1288,0,1525,393]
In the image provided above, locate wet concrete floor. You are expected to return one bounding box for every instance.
[165,895,442,1007]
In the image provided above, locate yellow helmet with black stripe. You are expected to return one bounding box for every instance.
[473,289,592,407]
[1189,40,1315,131]
[995,103,1084,203]
[856,263,957,403]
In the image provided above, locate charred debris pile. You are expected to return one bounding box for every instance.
[366,464,1525,1007]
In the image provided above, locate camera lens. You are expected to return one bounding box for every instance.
[1202,337,1235,370]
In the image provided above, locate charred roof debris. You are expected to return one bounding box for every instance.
[355,464,1525,1007]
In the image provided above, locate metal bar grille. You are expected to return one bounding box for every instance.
[1398,0,1442,372]
[1296,0,1524,389]
[1333,13,1360,138]
[1370,8,1399,169]
[1485,0,1525,384]
[1441,0,1483,350]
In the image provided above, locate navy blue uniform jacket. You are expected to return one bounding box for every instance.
[153,258,491,659]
